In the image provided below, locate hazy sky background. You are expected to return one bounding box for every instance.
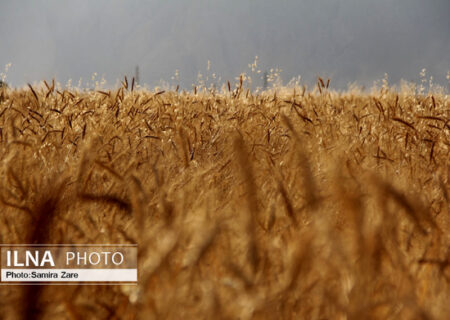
[0,0,449,89]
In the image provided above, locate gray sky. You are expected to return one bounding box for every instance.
[0,0,449,89]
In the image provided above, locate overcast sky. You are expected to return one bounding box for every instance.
[0,0,449,89]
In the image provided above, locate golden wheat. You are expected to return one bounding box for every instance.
[0,80,448,319]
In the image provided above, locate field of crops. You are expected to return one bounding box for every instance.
[0,79,448,319]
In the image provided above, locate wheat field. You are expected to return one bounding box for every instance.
[0,78,448,319]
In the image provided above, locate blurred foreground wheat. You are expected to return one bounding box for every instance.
[0,78,448,319]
